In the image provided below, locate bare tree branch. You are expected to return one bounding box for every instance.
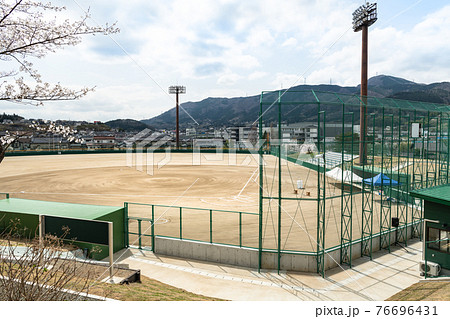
[0,219,102,300]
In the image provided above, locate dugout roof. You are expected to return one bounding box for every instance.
[0,198,122,220]
[410,184,450,207]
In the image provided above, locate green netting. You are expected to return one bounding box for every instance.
[259,88,450,276]
[260,89,450,113]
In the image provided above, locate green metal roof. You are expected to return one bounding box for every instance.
[0,198,122,220]
[410,184,450,206]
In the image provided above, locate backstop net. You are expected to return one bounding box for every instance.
[259,89,450,276]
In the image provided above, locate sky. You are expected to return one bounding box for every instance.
[1,0,450,122]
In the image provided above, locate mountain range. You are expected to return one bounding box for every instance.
[141,75,450,129]
[105,119,151,131]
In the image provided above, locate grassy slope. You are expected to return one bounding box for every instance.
[387,281,450,301]
[89,275,223,301]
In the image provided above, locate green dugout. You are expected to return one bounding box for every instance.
[410,185,450,275]
[0,198,125,260]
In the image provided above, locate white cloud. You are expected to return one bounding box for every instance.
[300,4,450,86]
[217,73,242,86]
[248,71,268,80]
[271,73,303,88]
[282,37,298,47]
[369,5,450,83]
[2,1,450,122]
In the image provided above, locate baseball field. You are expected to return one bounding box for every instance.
[0,152,413,252]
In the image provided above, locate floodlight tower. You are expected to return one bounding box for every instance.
[169,85,186,149]
[353,2,377,165]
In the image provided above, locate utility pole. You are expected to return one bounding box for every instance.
[353,2,377,165]
[169,85,186,150]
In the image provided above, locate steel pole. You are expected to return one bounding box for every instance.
[359,24,368,165]
[176,91,180,150]
[151,205,155,251]
[258,93,264,272]
[277,93,282,274]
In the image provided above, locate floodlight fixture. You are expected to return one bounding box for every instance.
[169,85,186,149]
[169,86,186,94]
[353,2,377,32]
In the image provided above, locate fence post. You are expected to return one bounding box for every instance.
[108,222,114,279]
[151,205,155,252]
[209,210,213,244]
[124,202,129,247]
[239,212,242,247]
[138,219,142,249]
[179,207,183,239]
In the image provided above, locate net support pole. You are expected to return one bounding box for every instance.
[258,93,264,272]
[277,91,282,274]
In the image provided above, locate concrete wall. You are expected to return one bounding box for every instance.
[155,237,259,268]
[264,252,317,272]
[153,223,419,272]
[155,237,319,271]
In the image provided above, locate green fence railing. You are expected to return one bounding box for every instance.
[0,193,9,199]
[127,216,154,250]
[124,202,259,252]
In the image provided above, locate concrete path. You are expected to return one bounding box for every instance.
[115,239,423,301]
[0,245,84,260]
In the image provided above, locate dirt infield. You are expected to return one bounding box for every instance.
[0,153,259,209]
[0,152,416,252]
[0,153,261,247]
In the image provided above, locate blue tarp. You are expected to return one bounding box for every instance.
[363,173,400,186]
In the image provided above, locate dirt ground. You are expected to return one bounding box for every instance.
[0,152,416,252]
[0,153,259,209]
